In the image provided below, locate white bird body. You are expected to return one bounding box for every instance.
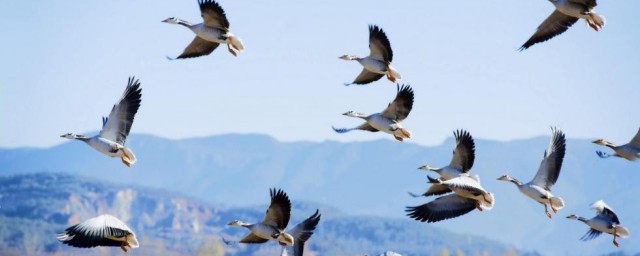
[442,175,495,210]
[366,113,408,138]
[189,23,228,44]
[437,166,468,181]
[553,0,590,19]
[587,216,623,235]
[248,223,286,241]
[357,57,388,74]
[519,183,555,204]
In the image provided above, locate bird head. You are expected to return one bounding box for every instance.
[592,139,608,146]
[162,17,180,24]
[342,111,365,118]
[226,220,248,227]
[60,133,84,140]
[338,54,354,60]
[496,175,511,182]
[566,214,579,220]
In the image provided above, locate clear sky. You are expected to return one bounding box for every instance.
[1,0,639,148]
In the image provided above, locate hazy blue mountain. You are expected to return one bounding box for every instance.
[0,173,520,255]
[0,133,638,255]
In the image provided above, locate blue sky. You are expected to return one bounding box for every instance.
[1,0,639,148]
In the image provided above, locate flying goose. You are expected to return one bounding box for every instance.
[163,0,244,59]
[497,127,566,218]
[61,77,141,167]
[57,214,139,252]
[410,130,476,197]
[332,84,414,141]
[340,25,402,85]
[593,128,640,161]
[280,210,322,256]
[226,188,295,246]
[520,0,605,50]
[406,175,495,223]
[567,200,630,247]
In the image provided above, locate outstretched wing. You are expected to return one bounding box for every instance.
[381,84,414,121]
[332,123,379,134]
[449,130,476,172]
[238,233,269,244]
[531,127,566,190]
[368,25,393,62]
[57,215,133,248]
[580,229,603,241]
[406,194,477,223]
[199,0,230,30]
[261,188,292,230]
[347,69,384,85]
[592,200,620,224]
[285,210,321,256]
[175,37,220,59]
[99,77,142,145]
[520,10,579,50]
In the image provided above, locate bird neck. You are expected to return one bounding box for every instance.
[574,216,588,223]
[508,177,523,187]
[176,19,193,28]
[74,135,89,142]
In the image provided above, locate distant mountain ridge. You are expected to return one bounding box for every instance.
[0,133,638,255]
[0,173,519,255]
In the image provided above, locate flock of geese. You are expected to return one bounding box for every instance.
[49,0,635,254]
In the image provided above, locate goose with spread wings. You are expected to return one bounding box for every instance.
[406,175,495,223]
[61,77,141,167]
[497,127,566,218]
[593,128,640,161]
[410,130,476,197]
[567,200,630,247]
[280,210,322,256]
[340,25,402,85]
[163,0,244,59]
[520,0,605,50]
[332,84,414,141]
[57,214,139,252]
[226,188,295,246]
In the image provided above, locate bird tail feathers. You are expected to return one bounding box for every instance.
[550,196,565,210]
[229,35,244,51]
[615,225,630,239]
[387,66,402,81]
[122,147,137,165]
[480,193,495,210]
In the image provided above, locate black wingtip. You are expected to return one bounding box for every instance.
[166,55,176,61]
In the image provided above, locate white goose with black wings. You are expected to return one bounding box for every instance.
[497,127,566,219]
[163,0,244,59]
[567,200,630,247]
[333,84,414,142]
[57,214,139,252]
[340,25,402,85]
[60,77,142,167]
[520,0,605,50]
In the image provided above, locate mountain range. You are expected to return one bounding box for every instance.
[0,133,638,255]
[0,173,519,255]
